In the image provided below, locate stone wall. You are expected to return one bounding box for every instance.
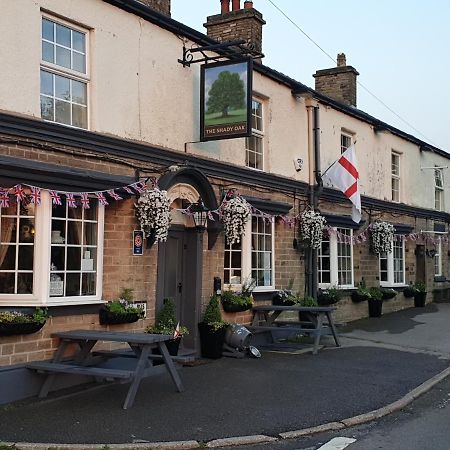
[137,0,171,17]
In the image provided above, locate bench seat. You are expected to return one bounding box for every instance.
[27,361,133,380]
[247,325,320,335]
[92,349,195,363]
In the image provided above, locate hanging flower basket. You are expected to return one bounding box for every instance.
[221,196,251,245]
[135,188,171,242]
[0,321,45,336]
[370,221,395,254]
[299,209,326,249]
[0,308,48,336]
[99,307,141,325]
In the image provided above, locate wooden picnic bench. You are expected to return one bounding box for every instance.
[27,330,184,409]
[249,305,340,355]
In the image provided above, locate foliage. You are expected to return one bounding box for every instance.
[403,285,418,298]
[368,287,383,301]
[146,298,188,336]
[317,286,342,305]
[202,295,228,331]
[380,288,397,300]
[220,290,253,308]
[370,221,395,254]
[414,281,427,293]
[299,209,326,249]
[0,308,48,324]
[300,296,318,307]
[105,290,143,317]
[135,188,171,242]
[206,71,245,117]
[222,196,251,245]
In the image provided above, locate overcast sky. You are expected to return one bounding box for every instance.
[172,0,450,152]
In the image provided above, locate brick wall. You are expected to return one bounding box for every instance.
[314,66,359,107]
[137,0,171,17]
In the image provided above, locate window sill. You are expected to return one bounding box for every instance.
[0,298,105,308]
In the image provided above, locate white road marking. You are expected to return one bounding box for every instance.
[317,436,357,450]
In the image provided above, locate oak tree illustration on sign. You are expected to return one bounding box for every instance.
[206,71,245,119]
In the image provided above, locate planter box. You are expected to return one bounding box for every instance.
[221,302,252,313]
[198,322,227,359]
[414,292,427,307]
[99,308,140,325]
[380,289,397,300]
[317,293,339,306]
[0,321,45,336]
[351,291,370,303]
[368,299,383,317]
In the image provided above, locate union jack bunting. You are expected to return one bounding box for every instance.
[49,190,62,206]
[30,187,41,205]
[107,190,122,201]
[96,192,109,206]
[0,191,10,208]
[131,182,147,194]
[80,193,90,209]
[123,185,135,194]
[14,185,26,203]
[66,193,77,208]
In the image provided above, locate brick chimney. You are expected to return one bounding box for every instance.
[137,0,171,17]
[313,53,359,107]
[204,0,266,56]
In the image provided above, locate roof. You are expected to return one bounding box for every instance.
[105,0,448,158]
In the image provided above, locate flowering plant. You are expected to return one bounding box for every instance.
[299,209,326,249]
[222,196,251,245]
[135,188,171,242]
[0,308,48,324]
[370,221,394,254]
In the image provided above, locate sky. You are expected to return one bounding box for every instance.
[172,0,450,152]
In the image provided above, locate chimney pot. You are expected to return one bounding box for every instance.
[221,0,230,14]
[244,0,253,8]
[232,0,240,11]
[337,53,346,67]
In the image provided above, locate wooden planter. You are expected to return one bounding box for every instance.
[99,308,140,325]
[0,321,45,336]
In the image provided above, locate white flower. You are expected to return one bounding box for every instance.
[299,209,326,249]
[371,221,395,254]
[222,197,251,245]
[135,188,171,242]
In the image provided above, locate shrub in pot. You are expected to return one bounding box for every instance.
[198,295,228,359]
[413,281,427,307]
[146,298,188,362]
[368,287,383,317]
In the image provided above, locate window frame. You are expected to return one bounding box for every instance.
[224,216,275,292]
[245,99,264,171]
[434,240,442,277]
[434,167,444,211]
[40,14,90,130]
[391,151,401,203]
[379,240,406,287]
[0,192,104,307]
[340,132,353,154]
[318,227,354,289]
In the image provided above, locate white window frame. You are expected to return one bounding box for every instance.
[245,99,264,171]
[0,192,104,307]
[340,132,353,154]
[379,240,406,287]
[434,240,442,277]
[391,151,401,203]
[435,168,444,211]
[318,227,354,289]
[40,14,90,130]
[224,216,275,292]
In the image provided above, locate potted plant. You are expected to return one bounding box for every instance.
[351,281,372,303]
[368,287,383,317]
[146,298,188,361]
[198,295,228,359]
[380,288,397,300]
[403,284,417,298]
[0,308,48,336]
[317,286,342,306]
[99,288,144,325]
[221,277,255,312]
[413,281,427,307]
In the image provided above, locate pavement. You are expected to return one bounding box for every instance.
[1,303,450,449]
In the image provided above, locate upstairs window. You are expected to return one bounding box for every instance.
[340,132,352,154]
[40,17,88,129]
[391,152,401,202]
[246,100,264,170]
[435,168,444,211]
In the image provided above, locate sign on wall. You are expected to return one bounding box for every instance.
[133,230,144,256]
[200,58,253,141]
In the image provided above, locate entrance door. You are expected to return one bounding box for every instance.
[157,226,203,352]
[416,244,426,283]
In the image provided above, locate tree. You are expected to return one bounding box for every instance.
[206,71,245,118]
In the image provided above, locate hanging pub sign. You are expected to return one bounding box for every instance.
[133,230,144,256]
[200,58,253,141]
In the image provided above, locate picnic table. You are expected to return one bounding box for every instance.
[249,305,341,355]
[27,330,184,409]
